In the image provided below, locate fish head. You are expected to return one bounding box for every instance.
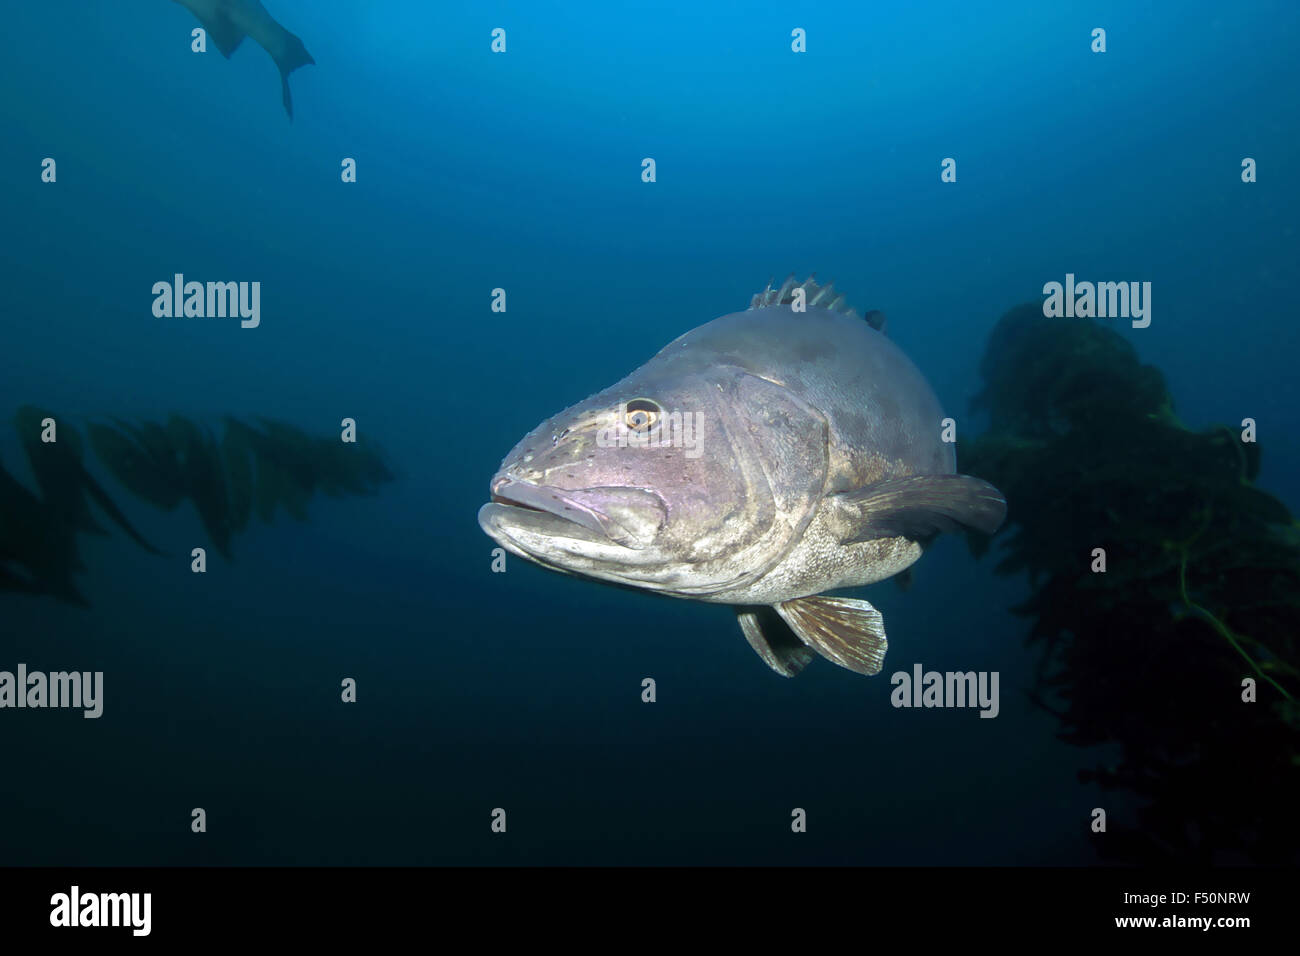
[478,359,830,598]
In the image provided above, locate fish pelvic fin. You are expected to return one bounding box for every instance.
[736,605,816,678]
[776,595,888,676]
[747,274,887,333]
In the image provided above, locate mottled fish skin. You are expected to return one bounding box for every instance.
[479,280,1005,676]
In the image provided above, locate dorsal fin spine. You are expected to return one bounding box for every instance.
[746,275,883,333]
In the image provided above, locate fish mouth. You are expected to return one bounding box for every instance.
[480,477,665,551]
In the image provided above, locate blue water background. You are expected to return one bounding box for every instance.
[1,0,1296,863]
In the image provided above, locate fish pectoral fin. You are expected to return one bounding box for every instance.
[775,595,888,676]
[735,606,816,678]
[833,474,1007,543]
[193,10,247,59]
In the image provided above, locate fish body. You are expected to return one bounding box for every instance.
[171,0,314,118]
[479,277,1006,677]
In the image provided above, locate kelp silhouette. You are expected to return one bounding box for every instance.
[961,305,1300,864]
[1,406,393,605]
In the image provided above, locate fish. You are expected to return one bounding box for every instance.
[171,0,314,119]
[478,276,1007,678]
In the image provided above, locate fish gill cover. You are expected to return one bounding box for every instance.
[961,304,1300,865]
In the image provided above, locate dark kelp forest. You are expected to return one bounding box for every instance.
[962,305,1300,864]
[0,409,393,606]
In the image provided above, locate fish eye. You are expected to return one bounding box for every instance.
[625,398,661,432]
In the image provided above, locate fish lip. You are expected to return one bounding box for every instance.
[486,477,624,544]
[483,478,666,550]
